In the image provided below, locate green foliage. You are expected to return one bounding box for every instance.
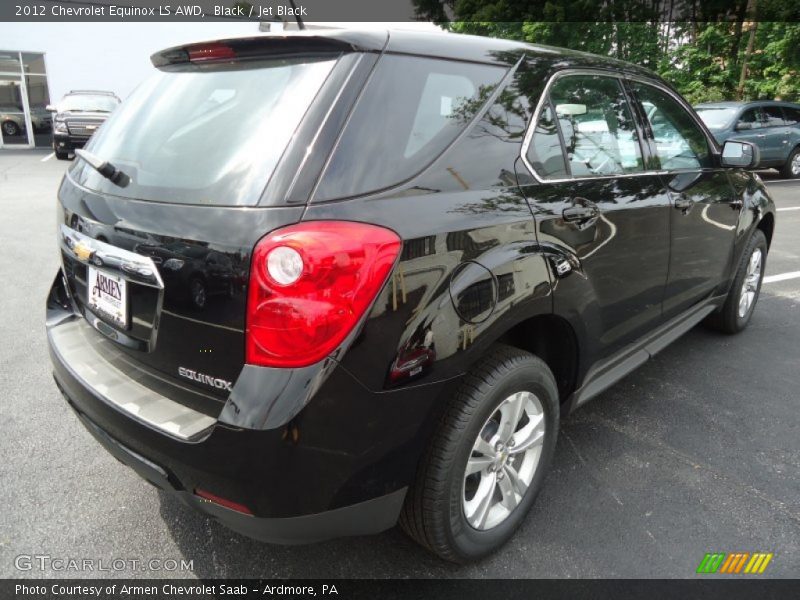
[432,6,800,103]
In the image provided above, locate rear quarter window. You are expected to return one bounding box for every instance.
[313,55,507,201]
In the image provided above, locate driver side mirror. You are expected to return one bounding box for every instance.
[734,121,752,131]
[721,140,760,169]
[45,104,56,112]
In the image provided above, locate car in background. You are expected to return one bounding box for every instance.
[695,101,800,178]
[0,104,51,138]
[47,90,120,160]
[0,104,26,138]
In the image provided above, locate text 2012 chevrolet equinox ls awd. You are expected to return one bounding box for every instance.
[47,30,775,562]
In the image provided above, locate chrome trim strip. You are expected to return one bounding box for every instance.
[59,224,164,289]
[50,319,215,441]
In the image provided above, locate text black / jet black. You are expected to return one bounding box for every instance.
[47,29,776,562]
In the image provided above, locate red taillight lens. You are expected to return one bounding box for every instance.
[246,221,401,368]
[187,43,236,62]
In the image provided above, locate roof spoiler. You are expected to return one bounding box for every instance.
[151,32,388,68]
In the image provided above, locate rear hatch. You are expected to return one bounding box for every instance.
[56,37,364,411]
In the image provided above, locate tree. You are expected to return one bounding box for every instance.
[416,0,800,102]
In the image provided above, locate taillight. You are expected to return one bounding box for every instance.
[246,221,401,368]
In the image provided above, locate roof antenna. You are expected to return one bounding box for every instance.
[288,0,305,29]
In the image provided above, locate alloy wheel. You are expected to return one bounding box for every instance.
[738,248,762,318]
[792,153,800,176]
[462,391,545,530]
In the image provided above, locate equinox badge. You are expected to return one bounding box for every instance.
[178,367,233,392]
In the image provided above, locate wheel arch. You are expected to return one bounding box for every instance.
[757,211,775,249]
[494,313,579,410]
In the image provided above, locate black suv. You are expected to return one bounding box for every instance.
[47,30,775,562]
[48,90,120,160]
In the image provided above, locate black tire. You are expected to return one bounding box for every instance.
[400,345,559,562]
[780,146,800,179]
[55,148,70,160]
[706,229,767,334]
[2,120,20,137]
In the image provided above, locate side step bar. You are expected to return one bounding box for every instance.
[569,297,723,410]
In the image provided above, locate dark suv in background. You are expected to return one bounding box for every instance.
[47,30,775,562]
[48,90,120,159]
[695,100,800,178]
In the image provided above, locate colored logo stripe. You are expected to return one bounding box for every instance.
[745,553,773,574]
[697,553,773,574]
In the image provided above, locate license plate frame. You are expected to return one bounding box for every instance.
[87,266,128,328]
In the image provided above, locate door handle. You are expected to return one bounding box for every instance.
[673,195,694,211]
[563,204,598,222]
[756,134,766,138]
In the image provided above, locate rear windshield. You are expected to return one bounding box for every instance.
[60,94,119,113]
[313,55,507,201]
[69,56,337,206]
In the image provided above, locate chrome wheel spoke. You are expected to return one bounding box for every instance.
[498,392,527,443]
[466,455,494,475]
[462,390,545,530]
[738,248,762,318]
[465,472,497,528]
[473,435,498,459]
[497,470,519,511]
[510,413,545,454]
[504,463,528,497]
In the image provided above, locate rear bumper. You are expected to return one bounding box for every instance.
[56,389,405,544]
[45,271,445,543]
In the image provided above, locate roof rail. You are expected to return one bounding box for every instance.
[67,90,117,96]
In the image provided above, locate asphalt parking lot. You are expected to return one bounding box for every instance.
[0,149,798,579]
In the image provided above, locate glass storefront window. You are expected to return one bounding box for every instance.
[0,51,51,148]
[21,53,47,75]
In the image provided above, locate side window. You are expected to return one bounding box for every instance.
[548,75,644,177]
[783,107,800,125]
[630,82,711,171]
[738,108,764,130]
[526,101,568,179]
[314,55,506,201]
[762,106,786,127]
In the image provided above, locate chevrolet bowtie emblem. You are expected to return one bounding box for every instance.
[73,241,94,261]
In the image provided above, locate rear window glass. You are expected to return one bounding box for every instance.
[314,55,506,201]
[784,106,800,125]
[69,56,337,206]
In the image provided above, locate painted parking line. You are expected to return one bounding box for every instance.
[763,271,800,284]
[40,152,54,162]
[776,207,800,212]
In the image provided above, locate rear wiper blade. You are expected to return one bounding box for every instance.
[74,149,130,188]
